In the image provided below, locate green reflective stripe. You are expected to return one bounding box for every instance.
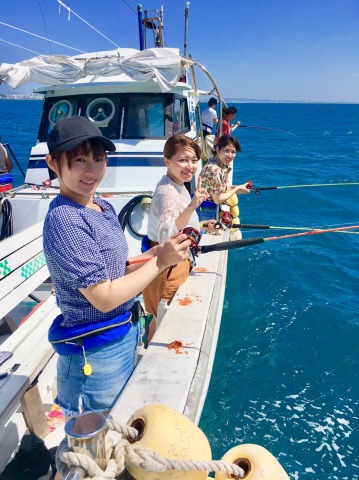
[0,259,12,279]
[21,252,46,279]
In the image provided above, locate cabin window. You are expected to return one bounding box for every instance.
[84,96,121,139]
[48,100,74,125]
[41,98,79,138]
[38,93,176,142]
[123,96,166,139]
[173,97,190,133]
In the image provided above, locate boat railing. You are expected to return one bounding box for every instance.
[0,222,61,472]
[3,143,26,179]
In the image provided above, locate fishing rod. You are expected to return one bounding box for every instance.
[248,182,359,195]
[203,213,359,235]
[126,224,359,266]
[231,223,359,234]
[198,225,359,253]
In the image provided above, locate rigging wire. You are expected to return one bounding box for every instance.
[0,21,86,53]
[57,1,120,49]
[38,1,52,54]
[0,38,42,56]
[120,0,138,15]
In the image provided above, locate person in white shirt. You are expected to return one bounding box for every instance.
[143,134,216,340]
[202,97,218,138]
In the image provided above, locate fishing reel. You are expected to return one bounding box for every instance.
[220,211,234,230]
[201,211,234,232]
[182,227,201,254]
[246,180,262,195]
[182,227,202,266]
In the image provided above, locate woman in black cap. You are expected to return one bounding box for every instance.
[43,116,190,417]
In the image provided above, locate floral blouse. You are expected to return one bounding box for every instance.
[199,157,231,195]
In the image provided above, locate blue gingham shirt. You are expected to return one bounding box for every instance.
[43,194,135,327]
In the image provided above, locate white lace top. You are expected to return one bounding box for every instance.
[147,175,200,244]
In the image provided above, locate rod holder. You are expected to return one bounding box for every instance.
[65,412,108,464]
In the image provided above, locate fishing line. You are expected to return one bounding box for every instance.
[238,125,296,136]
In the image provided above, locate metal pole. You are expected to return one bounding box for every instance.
[160,5,164,47]
[137,4,144,50]
[184,2,190,56]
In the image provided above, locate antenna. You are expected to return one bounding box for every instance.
[184,2,190,56]
[142,7,164,48]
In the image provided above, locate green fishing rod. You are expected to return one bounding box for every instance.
[197,224,359,254]
[248,182,359,195]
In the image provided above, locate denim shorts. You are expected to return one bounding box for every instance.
[55,323,139,417]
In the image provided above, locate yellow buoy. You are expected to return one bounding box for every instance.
[230,205,240,218]
[229,230,242,241]
[231,216,240,232]
[126,404,212,480]
[215,444,289,480]
[226,194,238,207]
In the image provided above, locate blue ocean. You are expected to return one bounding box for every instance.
[1,100,359,479]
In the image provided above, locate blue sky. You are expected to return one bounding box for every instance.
[0,0,358,102]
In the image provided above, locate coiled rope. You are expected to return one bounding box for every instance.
[56,418,245,480]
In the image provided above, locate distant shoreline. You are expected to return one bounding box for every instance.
[0,94,358,105]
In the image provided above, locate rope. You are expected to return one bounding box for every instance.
[57,1,120,49]
[0,21,86,53]
[56,419,245,480]
[0,38,42,55]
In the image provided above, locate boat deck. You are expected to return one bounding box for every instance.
[112,230,228,425]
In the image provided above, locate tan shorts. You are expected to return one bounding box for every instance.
[142,256,191,317]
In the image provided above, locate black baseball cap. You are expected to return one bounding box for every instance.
[47,116,116,154]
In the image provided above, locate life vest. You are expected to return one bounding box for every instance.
[48,311,132,355]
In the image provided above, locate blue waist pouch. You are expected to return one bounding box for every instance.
[0,173,13,184]
[48,311,132,355]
